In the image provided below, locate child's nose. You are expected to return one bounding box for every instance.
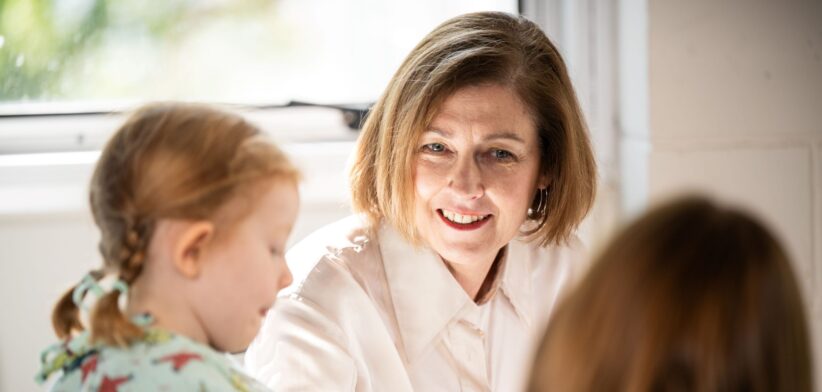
[279,262,294,289]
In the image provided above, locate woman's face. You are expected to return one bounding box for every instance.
[413,83,544,268]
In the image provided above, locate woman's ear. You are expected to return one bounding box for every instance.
[173,221,215,278]
[537,173,552,190]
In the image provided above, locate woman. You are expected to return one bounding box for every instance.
[246,12,596,391]
[528,196,813,391]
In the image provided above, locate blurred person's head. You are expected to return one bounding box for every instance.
[529,196,813,392]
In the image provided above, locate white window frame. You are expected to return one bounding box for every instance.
[523,0,628,246]
[523,0,620,190]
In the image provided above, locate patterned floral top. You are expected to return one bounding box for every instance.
[36,316,270,392]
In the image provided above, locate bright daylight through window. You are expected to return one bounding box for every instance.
[0,0,517,109]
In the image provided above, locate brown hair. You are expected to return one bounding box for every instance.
[349,11,596,246]
[529,196,813,391]
[51,102,299,346]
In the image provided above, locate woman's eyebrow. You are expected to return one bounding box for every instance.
[484,132,526,144]
[422,129,527,145]
[422,128,452,138]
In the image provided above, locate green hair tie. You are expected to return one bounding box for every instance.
[71,274,129,310]
[111,279,129,295]
[72,273,104,310]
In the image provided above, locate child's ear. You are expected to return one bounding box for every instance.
[173,221,215,278]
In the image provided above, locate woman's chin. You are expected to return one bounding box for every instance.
[432,239,500,266]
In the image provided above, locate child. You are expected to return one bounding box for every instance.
[36,103,299,391]
[528,196,813,392]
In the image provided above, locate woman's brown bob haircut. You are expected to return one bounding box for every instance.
[529,196,813,392]
[350,11,596,246]
[52,102,299,347]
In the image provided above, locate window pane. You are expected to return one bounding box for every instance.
[0,0,517,106]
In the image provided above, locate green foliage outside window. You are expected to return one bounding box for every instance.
[0,0,281,103]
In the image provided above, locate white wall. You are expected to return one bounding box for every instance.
[631,0,822,387]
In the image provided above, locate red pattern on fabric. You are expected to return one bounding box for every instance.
[80,355,98,382]
[98,375,130,392]
[155,352,203,372]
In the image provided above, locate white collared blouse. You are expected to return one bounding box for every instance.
[245,216,584,391]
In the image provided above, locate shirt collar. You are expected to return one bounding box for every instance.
[498,237,535,327]
[378,223,534,364]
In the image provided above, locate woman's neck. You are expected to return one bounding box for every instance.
[442,249,504,303]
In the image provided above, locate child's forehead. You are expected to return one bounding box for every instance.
[230,178,299,233]
[253,179,299,220]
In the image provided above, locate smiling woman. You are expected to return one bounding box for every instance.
[413,84,546,299]
[245,11,596,391]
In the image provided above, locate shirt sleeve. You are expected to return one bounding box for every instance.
[245,295,358,391]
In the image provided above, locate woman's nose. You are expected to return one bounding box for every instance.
[448,155,484,199]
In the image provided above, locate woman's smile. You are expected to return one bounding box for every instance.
[437,208,492,230]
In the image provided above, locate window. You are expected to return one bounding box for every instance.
[0,0,517,108]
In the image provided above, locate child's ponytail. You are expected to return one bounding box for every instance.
[89,224,151,346]
[51,269,104,339]
[90,290,142,347]
[51,285,83,339]
[50,265,146,346]
[51,220,152,346]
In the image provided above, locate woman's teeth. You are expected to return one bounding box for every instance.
[441,209,488,224]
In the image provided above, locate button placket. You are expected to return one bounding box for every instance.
[453,315,490,392]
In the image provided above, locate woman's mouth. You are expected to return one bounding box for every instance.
[437,209,491,230]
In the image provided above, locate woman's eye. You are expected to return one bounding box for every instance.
[491,149,515,161]
[422,143,446,153]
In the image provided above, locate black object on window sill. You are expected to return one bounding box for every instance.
[282,101,371,131]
